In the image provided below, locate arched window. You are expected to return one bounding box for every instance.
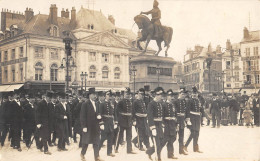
[53,26,58,37]
[89,65,96,79]
[35,62,43,80]
[50,63,58,81]
[102,66,109,79]
[114,67,120,79]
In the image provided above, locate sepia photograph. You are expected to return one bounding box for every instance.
[0,0,259,161]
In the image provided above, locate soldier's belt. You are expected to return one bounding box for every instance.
[177,113,185,116]
[120,112,132,116]
[190,111,201,115]
[102,115,114,118]
[153,117,163,121]
[135,113,147,117]
[164,117,177,121]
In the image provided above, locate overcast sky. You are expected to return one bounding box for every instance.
[1,0,260,62]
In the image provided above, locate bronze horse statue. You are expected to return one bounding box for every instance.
[134,14,173,56]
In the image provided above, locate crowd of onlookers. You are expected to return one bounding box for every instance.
[203,92,260,128]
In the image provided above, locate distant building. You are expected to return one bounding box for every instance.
[240,27,260,95]
[222,39,243,94]
[0,5,155,93]
[183,44,222,93]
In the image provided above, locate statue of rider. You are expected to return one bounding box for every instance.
[141,0,162,38]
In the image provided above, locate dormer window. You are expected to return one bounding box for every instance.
[5,28,11,39]
[0,31,4,40]
[10,25,18,37]
[49,25,59,37]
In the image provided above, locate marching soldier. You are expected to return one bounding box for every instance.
[115,87,136,154]
[176,88,188,155]
[99,90,117,157]
[35,92,52,155]
[80,88,104,161]
[186,87,205,153]
[132,88,151,151]
[146,87,164,161]
[161,89,178,159]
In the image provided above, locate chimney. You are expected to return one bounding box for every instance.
[65,9,69,18]
[71,7,76,23]
[226,39,231,50]
[25,8,34,22]
[216,45,221,53]
[208,43,212,53]
[108,15,115,25]
[61,8,65,18]
[243,27,249,39]
[49,4,58,25]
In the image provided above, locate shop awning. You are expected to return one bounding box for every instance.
[91,87,126,92]
[1,84,24,92]
[0,85,12,92]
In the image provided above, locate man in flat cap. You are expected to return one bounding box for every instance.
[115,87,136,154]
[161,89,178,159]
[80,88,103,161]
[146,87,164,161]
[210,93,221,128]
[99,90,117,157]
[132,88,151,151]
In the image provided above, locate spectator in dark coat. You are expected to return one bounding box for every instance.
[73,96,84,147]
[252,94,260,126]
[210,93,221,128]
[0,94,11,147]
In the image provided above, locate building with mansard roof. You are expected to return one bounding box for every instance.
[183,43,222,93]
[0,5,155,93]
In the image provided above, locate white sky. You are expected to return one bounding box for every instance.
[1,0,260,62]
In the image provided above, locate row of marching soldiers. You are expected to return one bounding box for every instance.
[0,86,206,161]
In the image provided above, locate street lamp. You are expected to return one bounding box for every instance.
[221,71,226,94]
[206,56,213,93]
[156,64,160,87]
[215,73,221,93]
[60,31,76,93]
[80,72,88,91]
[130,66,137,94]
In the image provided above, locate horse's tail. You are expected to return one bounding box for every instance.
[168,27,173,45]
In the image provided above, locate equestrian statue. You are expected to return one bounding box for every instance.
[134,0,173,57]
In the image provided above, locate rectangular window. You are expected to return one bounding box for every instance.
[4,51,8,61]
[89,52,96,61]
[114,73,120,79]
[50,69,58,81]
[147,67,156,75]
[234,71,239,81]
[35,69,43,81]
[19,47,23,58]
[50,49,58,59]
[102,53,109,62]
[254,47,258,56]
[256,75,260,84]
[89,72,96,78]
[114,55,120,63]
[234,60,239,69]
[246,48,250,56]
[235,83,239,88]
[102,71,108,78]
[246,75,251,84]
[35,47,43,58]
[4,68,8,82]
[226,61,231,69]
[12,69,15,82]
[11,49,15,60]
[227,84,231,87]
[20,68,23,81]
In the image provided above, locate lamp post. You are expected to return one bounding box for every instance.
[80,72,88,91]
[156,65,160,87]
[206,56,213,93]
[222,71,226,94]
[215,73,221,93]
[130,66,137,94]
[60,31,76,93]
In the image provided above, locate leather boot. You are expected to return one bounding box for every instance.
[183,146,188,152]
[194,145,203,153]
[179,146,188,155]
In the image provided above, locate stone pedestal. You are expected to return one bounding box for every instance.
[129,55,178,92]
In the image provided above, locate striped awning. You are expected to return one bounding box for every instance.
[0,84,24,92]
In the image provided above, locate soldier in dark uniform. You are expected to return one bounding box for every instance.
[176,88,189,155]
[99,90,117,157]
[115,87,136,154]
[22,93,35,148]
[35,92,52,155]
[132,88,151,151]
[210,93,221,128]
[9,91,23,151]
[186,88,205,153]
[161,89,178,159]
[146,87,164,161]
[113,92,121,146]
